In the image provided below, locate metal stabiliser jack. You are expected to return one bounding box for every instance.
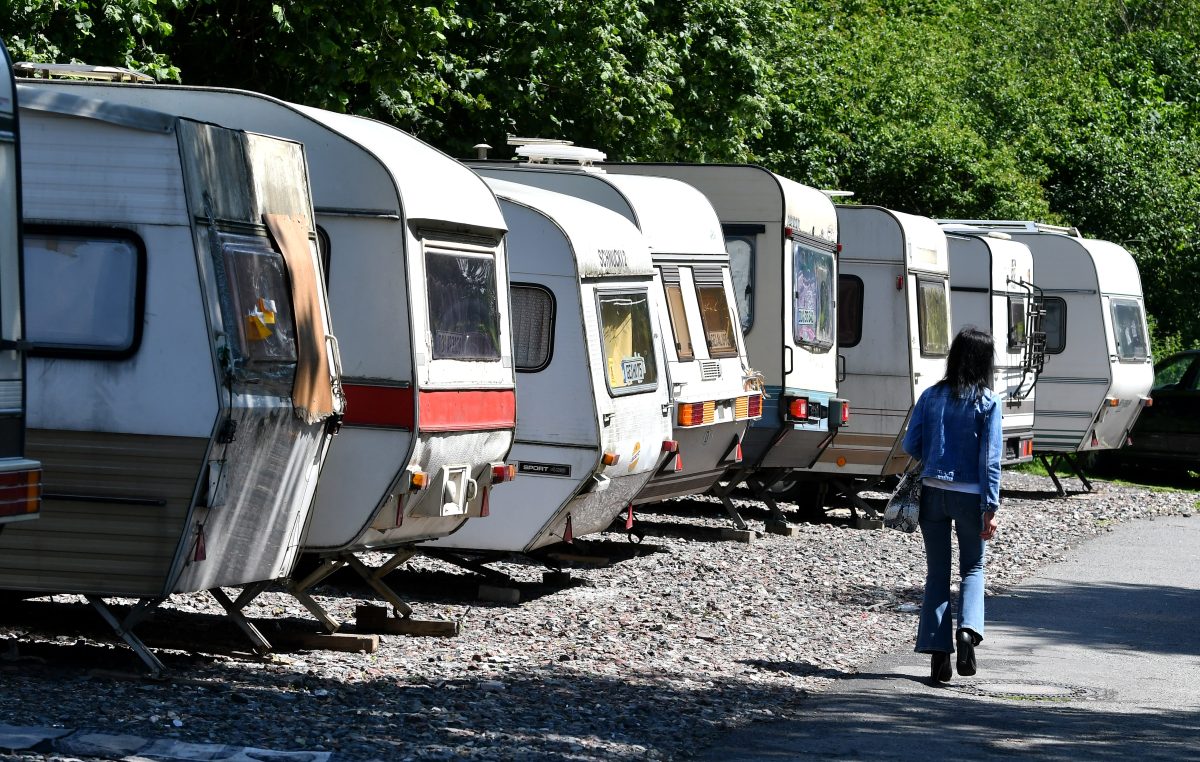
[1038,453,1094,498]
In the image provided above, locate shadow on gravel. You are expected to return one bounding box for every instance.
[737,659,852,681]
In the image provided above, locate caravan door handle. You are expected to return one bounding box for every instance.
[784,345,793,375]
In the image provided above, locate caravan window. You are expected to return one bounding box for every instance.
[660,267,695,361]
[219,233,299,367]
[426,248,501,361]
[1043,297,1066,353]
[723,230,757,333]
[24,228,145,358]
[597,290,658,395]
[511,284,555,372]
[838,275,864,348]
[916,277,950,357]
[1007,296,1028,351]
[1110,298,1149,362]
[793,243,834,351]
[694,269,739,358]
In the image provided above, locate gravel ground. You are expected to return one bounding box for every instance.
[0,470,1195,761]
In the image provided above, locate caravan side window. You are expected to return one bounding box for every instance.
[1110,298,1149,362]
[1007,296,1028,352]
[425,248,501,361]
[597,290,658,395]
[511,283,555,372]
[792,243,835,351]
[837,275,864,348]
[694,268,739,358]
[24,227,145,358]
[916,277,950,357]
[723,225,761,333]
[1043,297,1066,354]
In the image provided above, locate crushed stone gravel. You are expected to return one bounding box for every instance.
[0,471,1195,760]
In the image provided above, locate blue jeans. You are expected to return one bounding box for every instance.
[915,485,987,653]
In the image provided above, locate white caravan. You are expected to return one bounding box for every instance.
[473,146,760,511]
[0,43,41,527]
[944,228,1042,464]
[29,79,517,631]
[807,205,951,516]
[939,222,1153,491]
[602,164,847,523]
[425,179,672,559]
[0,86,342,673]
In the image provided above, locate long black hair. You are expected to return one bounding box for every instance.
[942,327,994,399]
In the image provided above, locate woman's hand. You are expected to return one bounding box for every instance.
[981,511,999,540]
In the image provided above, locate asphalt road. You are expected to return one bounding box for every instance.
[700,514,1200,761]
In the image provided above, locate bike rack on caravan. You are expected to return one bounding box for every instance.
[806,205,952,521]
[939,221,1153,494]
[601,164,848,529]
[943,227,1044,465]
[24,79,518,634]
[473,146,761,518]
[0,85,343,674]
[423,179,673,573]
[0,44,42,528]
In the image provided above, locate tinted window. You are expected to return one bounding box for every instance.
[24,230,143,357]
[793,243,834,350]
[426,249,500,361]
[838,275,863,348]
[597,291,658,395]
[917,278,950,357]
[1152,355,1193,390]
[1110,298,1149,362]
[724,235,754,333]
[1043,297,1066,354]
[1007,295,1027,351]
[695,282,739,358]
[511,284,554,372]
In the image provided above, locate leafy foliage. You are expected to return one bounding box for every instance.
[4,0,1200,352]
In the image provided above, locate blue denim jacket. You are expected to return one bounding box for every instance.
[902,382,1003,512]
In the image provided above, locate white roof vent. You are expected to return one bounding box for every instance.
[513,142,607,167]
[14,62,155,83]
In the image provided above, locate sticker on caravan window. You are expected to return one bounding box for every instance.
[621,354,648,385]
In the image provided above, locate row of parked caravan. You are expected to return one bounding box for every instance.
[0,48,1155,673]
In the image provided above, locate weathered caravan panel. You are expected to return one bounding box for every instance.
[811,206,950,482]
[0,87,339,660]
[474,153,759,507]
[0,43,41,526]
[945,229,1040,464]
[427,179,672,553]
[20,80,517,553]
[941,222,1153,457]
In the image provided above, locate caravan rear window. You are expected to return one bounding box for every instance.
[511,284,555,372]
[723,231,757,333]
[916,277,950,357]
[24,228,145,358]
[695,278,739,358]
[838,275,864,348]
[426,249,501,361]
[1043,297,1066,354]
[1007,296,1028,352]
[663,279,695,361]
[220,235,298,367]
[597,290,658,395]
[793,243,834,351]
[1111,298,1149,362]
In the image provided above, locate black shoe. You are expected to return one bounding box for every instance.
[956,629,977,676]
[930,652,952,684]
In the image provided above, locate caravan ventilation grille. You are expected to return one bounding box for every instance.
[700,361,722,381]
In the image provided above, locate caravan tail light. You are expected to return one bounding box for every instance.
[491,463,518,483]
[677,401,716,427]
[733,395,762,420]
[409,470,429,491]
[747,394,762,419]
[1142,396,1153,408]
[661,440,679,453]
[1020,439,1034,459]
[0,468,42,520]
[1106,397,1120,407]
[786,397,810,422]
[601,451,620,467]
[841,402,851,425]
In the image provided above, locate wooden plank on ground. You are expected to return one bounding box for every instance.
[354,605,460,637]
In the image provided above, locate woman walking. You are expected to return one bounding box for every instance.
[902,327,1002,685]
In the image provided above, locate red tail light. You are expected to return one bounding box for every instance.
[661,440,679,453]
[786,397,809,421]
[491,463,517,483]
[678,401,716,427]
[747,394,762,418]
[0,468,41,519]
[841,402,850,425]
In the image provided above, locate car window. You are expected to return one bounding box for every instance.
[1152,355,1194,390]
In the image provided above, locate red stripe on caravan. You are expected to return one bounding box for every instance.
[419,389,516,432]
[341,384,415,429]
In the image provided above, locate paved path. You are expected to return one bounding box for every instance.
[700,514,1200,761]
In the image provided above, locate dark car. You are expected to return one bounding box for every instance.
[1110,350,1200,471]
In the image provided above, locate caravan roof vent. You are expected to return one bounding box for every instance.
[515,143,607,167]
[15,62,155,83]
[821,190,855,198]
